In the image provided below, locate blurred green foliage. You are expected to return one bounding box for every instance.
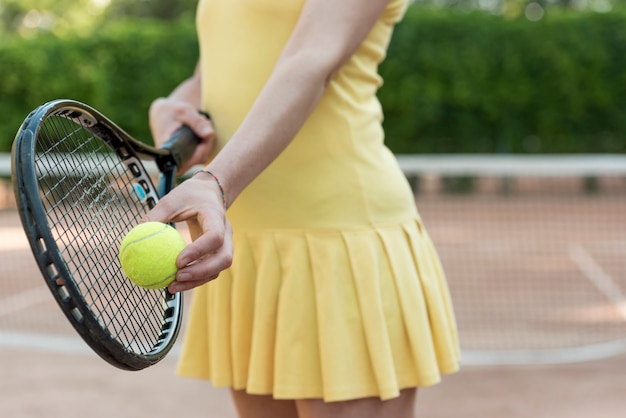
[0,20,198,150]
[0,0,198,36]
[379,9,626,153]
[2,9,626,154]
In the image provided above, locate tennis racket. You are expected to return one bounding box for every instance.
[11,99,203,371]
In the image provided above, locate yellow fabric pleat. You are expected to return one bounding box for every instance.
[177,220,460,402]
[177,0,460,402]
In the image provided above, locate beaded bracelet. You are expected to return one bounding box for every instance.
[194,169,226,210]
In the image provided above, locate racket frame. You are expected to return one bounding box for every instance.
[12,99,185,370]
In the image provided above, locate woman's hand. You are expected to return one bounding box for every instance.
[144,173,233,293]
[149,97,216,173]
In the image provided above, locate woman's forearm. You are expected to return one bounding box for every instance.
[164,62,203,107]
[202,0,389,208]
[149,62,215,156]
[145,0,392,291]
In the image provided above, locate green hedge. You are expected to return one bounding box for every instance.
[0,20,198,151]
[380,9,626,153]
[2,10,626,154]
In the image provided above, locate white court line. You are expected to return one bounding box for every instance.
[462,338,626,365]
[0,330,183,358]
[568,244,626,320]
[0,286,51,318]
[0,331,90,354]
[0,287,186,357]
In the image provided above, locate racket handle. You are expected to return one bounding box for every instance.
[159,125,201,170]
[156,112,211,198]
[157,111,211,172]
[156,126,199,198]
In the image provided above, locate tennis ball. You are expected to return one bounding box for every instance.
[118,222,187,290]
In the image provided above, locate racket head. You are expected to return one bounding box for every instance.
[12,99,183,370]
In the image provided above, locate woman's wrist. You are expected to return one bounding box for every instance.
[193,169,227,210]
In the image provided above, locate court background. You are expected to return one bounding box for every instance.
[3,155,626,417]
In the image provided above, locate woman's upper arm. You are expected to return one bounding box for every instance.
[280,0,392,78]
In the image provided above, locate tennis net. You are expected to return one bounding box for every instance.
[2,153,626,364]
[399,154,626,364]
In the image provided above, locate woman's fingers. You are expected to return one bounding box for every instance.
[169,221,234,293]
[183,107,214,139]
[168,275,219,294]
[178,109,216,172]
[143,178,232,292]
[149,98,216,157]
[176,214,226,268]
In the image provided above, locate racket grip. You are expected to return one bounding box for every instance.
[159,125,201,170]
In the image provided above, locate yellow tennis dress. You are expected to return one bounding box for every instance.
[177,0,460,402]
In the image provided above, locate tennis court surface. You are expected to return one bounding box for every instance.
[3,154,626,416]
[3,346,626,418]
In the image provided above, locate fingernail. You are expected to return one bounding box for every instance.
[177,253,190,267]
[177,272,192,282]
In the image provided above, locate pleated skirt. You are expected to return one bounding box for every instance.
[176,218,460,402]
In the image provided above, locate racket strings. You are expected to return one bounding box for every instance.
[34,114,172,354]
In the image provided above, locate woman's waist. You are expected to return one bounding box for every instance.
[226,157,417,229]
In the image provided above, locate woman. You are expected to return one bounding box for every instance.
[146,0,460,417]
